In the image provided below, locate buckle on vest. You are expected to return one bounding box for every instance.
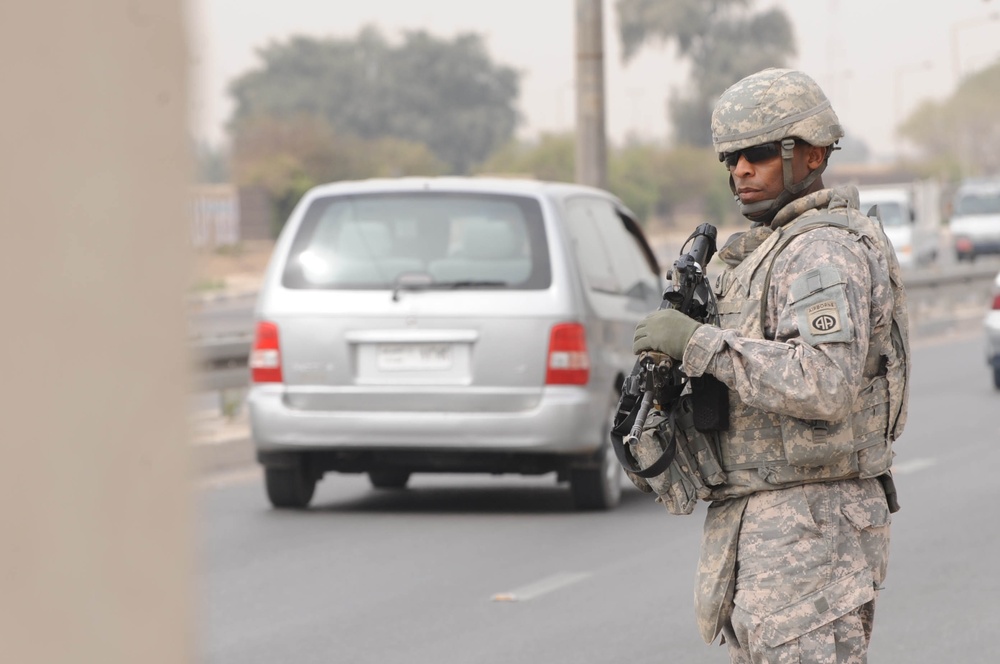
[811,421,828,445]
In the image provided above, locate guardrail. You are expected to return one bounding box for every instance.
[193,334,254,391]
[191,261,999,392]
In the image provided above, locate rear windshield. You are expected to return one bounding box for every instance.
[955,191,1000,216]
[282,192,551,290]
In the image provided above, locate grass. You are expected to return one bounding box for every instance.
[191,277,227,293]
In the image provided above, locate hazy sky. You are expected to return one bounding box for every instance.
[186,0,1000,159]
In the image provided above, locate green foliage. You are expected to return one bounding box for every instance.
[228,28,520,173]
[899,61,1000,177]
[616,0,796,146]
[609,143,662,222]
[477,133,576,182]
[194,141,230,183]
[230,113,447,231]
[479,135,739,229]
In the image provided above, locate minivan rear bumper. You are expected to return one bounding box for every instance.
[247,384,607,455]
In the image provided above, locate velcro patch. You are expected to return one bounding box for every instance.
[789,267,853,346]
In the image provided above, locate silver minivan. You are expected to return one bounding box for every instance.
[248,177,663,510]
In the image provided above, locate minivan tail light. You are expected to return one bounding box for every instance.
[250,321,283,383]
[992,293,1000,310]
[546,323,590,385]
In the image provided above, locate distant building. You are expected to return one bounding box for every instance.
[191,184,273,247]
[192,184,239,248]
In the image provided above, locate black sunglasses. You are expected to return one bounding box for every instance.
[720,141,785,169]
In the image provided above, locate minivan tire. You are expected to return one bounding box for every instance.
[570,440,623,511]
[369,470,411,489]
[993,364,1000,390]
[265,466,316,509]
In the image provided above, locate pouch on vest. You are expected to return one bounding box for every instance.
[631,396,727,516]
[780,416,855,468]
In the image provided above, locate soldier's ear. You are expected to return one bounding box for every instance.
[804,143,827,170]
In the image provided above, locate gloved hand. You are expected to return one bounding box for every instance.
[632,308,702,359]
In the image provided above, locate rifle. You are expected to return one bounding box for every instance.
[610,223,729,480]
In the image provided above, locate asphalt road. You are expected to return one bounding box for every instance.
[195,332,999,664]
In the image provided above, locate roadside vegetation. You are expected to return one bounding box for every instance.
[194,0,1000,237]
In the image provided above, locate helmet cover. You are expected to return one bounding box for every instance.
[711,68,844,155]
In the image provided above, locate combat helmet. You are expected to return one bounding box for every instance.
[711,68,844,222]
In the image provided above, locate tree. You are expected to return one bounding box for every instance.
[477,133,576,182]
[616,0,796,147]
[478,135,736,229]
[193,140,230,184]
[231,113,446,232]
[227,28,520,173]
[899,61,1000,178]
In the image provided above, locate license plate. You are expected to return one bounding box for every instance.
[376,343,453,371]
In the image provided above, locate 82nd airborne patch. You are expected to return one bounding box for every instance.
[790,266,853,345]
[806,300,842,335]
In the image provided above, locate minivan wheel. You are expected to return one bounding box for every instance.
[993,364,1000,390]
[369,470,411,489]
[264,466,316,509]
[570,441,623,511]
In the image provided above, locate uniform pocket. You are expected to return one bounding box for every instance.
[757,569,875,648]
[841,496,890,531]
[839,490,891,587]
[788,266,853,346]
[780,416,855,468]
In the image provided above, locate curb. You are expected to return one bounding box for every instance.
[195,434,256,476]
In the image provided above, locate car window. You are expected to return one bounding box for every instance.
[955,192,1000,216]
[860,201,905,227]
[564,198,621,294]
[586,198,661,299]
[281,192,551,290]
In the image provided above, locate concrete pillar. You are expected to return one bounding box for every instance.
[0,2,194,662]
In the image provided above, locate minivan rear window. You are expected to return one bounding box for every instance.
[281,192,552,290]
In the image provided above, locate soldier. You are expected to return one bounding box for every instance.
[631,68,910,662]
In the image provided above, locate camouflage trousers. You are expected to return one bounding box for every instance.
[719,478,890,663]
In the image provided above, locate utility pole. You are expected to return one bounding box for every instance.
[575,0,608,188]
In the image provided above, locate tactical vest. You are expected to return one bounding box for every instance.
[704,206,910,501]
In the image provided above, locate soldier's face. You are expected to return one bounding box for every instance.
[728,142,814,208]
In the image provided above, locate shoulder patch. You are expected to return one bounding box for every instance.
[788,266,853,345]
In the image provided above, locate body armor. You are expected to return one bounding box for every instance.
[703,199,909,501]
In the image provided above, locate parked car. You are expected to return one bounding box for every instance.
[247,177,665,510]
[949,178,1000,261]
[986,270,1000,390]
[857,184,938,267]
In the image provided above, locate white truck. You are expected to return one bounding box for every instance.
[857,181,943,268]
[948,177,1000,262]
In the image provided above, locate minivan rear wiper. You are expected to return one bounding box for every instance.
[391,277,508,301]
[436,280,508,289]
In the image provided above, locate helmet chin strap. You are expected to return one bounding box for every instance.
[731,138,829,225]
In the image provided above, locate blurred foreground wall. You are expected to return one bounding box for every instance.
[0,3,194,663]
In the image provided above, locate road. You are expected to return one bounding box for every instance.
[195,332,999,664]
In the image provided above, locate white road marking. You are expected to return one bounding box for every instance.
[491,571,592,602]
[892,458,937,475]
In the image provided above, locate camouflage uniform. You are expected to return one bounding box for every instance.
[674,69,910,662]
